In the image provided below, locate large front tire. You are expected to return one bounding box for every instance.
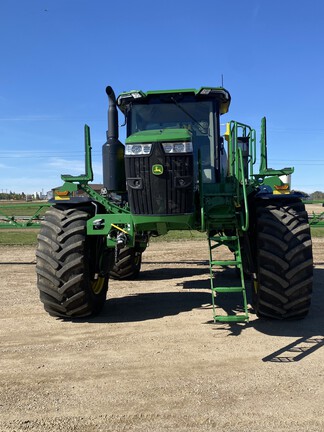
[253,198,313,319]
[36,206,109,318]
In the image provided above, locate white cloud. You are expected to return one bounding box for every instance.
[0,162,10,169]
[47,157,102,177]
[47,157,86,173]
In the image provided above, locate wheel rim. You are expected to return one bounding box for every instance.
[91,276,105,295]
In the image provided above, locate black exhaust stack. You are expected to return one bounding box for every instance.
[102,86,126,192]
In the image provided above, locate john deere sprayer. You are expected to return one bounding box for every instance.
[36,85,313,322]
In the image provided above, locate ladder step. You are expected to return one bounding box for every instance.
[218,236,238,241]
[209,239,238,246]
[208,230,249,323]
[211,259,241,266]
[204,192,234,197]
[207,212,236,218]
[214,314,249,323]
[212,286,244,293]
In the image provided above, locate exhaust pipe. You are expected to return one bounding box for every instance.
[102,86,126,192]
[106,86,119,140]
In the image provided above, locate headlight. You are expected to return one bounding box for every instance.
[162,142,193,154]
[132,92,143,99]
[125,143,152,155]
[199,88,212,95]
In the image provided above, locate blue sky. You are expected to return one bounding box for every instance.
[0,0,323,194]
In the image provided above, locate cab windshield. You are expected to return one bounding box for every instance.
[128,100,213,136]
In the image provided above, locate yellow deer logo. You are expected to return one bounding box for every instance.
[152,164,164,175]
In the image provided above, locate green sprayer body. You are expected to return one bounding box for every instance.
[35,86,313,322]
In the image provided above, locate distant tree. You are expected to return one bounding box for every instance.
[0,191,32,200]
[310,191,324,200]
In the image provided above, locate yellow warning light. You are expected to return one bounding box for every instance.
[273,184,290,194]
[54,190,70,200]
[274,184,289,191]
[55,190,70,196]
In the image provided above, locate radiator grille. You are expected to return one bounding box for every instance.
[125,148,194,215]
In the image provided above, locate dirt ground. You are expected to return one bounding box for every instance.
[0,237,323,432]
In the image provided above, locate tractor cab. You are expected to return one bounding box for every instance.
[116,88,231,215]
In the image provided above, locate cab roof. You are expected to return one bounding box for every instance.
[117,87,231,115]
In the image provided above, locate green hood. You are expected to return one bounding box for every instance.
[125,128,192,144]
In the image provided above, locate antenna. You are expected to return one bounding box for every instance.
[221,74,224,87]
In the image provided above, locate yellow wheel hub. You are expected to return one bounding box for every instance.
[91,276,105,295]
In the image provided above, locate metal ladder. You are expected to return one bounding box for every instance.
[208,232,249,323]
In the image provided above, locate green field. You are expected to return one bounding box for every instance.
[0,200,49,212]
[0,229,39,245]
[0,201,49,216]
[310,227,324,238]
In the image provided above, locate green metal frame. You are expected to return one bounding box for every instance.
[302,200,324,228]
[208,232,249,323]
[0,202,52,229]
[309,212,324,227]
[259,117,294,177]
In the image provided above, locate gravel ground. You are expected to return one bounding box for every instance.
[0,238,323,432]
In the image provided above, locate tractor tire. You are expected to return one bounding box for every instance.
[253,198,313,319]
[109,247,142,280]
[36,206,109,318]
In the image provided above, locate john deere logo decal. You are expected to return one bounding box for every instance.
[152,164,163,175]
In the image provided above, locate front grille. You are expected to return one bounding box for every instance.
[125,144,194,215]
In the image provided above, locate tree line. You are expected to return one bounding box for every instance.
[0,192,41,201]
[309,191,324,200]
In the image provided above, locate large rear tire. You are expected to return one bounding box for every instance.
[36,206,109,318]
[109,247,142,280]
[253,198,313,319]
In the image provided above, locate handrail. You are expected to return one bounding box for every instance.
[228,120,256,180]
[250,128,256,178]
[237,147,249,232]
[197,149,205,231]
